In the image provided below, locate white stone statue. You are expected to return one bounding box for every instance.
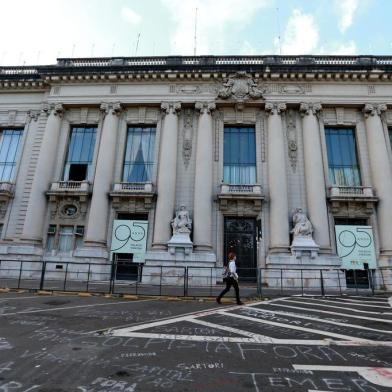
[290,208,319,259]
[291,208,313,238]
[171,205,192,235]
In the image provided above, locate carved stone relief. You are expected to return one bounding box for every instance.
[218,199,262,216]
[329,201,374,218]
[218,72,265,102]
[49,197,88,221]
[256,111,266,162]
[182,109,194,167]
[286,109,298,171]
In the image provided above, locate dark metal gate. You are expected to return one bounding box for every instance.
[224,217,257,280]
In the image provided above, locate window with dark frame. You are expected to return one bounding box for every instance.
[0,129,23,182]
[325,127,361,187]
[389,127,392,150]
[123,126,156,183]
[63,126,97,181]
[46,225,85,252]
[223,126,256,185]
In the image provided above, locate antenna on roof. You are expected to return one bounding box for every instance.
[193,7,198,56]
[276,7,282,55]
[71,44,76,57]
[91,43,95,57]
[135,33,141,56]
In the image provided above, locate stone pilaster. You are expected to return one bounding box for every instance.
[84,102,122,246]
[193,101,215,251]
[265,102,290,252]
[152,102,181,249]
[363,103,392,264]
[299,102,330,249]
[21,103,64,243]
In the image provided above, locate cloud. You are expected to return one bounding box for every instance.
[280,9,319,55]
[161,0,269,55]
[330,41,358,55]
[121,6,142,25]
[335,0,359,33]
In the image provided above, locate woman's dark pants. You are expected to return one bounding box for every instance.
[218,277,241,303]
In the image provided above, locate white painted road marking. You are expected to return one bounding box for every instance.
[219,310,371,342]
[283,298,392,315]
[246,306,392,334]
[266,302,392,324]
[293,365,392,387]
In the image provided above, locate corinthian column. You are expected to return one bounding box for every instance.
[265,102,290,252]
[193,102,215,251]
[152,102,181,249]
[84,103,122,246]
[363,103,392,262]
[299,103,330,249]
[22,104,64,243]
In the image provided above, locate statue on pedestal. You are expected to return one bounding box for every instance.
[168,205,193,256]
[291,208,313,238]
[290,208,319,259]
[171,205,192,235]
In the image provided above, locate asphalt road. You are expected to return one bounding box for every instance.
[0,291,391,391]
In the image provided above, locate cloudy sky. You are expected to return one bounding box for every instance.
[0,0,390,65]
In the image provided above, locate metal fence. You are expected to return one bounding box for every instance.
[0,259,391,298]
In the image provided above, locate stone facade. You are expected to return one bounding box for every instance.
[0,55,392,282]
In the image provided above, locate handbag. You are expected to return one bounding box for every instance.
[222,265,231,280]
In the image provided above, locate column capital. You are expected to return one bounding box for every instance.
[265,102,286,116]
[100,102,123,116]
[363,103,387,118]
[195,101,216,115]
[41,103,65,117]
[161,101,181,116]
[299,102,322,117]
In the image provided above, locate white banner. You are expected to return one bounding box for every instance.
[111,220,148,262]
[335,225,377,269]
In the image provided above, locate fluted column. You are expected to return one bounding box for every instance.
[152,102,181,248]
[22,104,64,243]
[265,102,290,252]
[193,102,215,251]
[363,103,392,262]
[300,103,330,249]
[84,103,122,246]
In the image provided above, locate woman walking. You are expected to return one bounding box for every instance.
[216,252,243,305]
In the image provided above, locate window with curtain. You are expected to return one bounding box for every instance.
[223,127,256,184]
[63,127,97,181]
[123,126,156,182]
[325,128,361,186]
[58,226,74,252]
[0,129,23,182]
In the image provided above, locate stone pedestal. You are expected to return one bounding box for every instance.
[291,236,320,259]
[167,233,193,256]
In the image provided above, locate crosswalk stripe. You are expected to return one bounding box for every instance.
[188,318,274,341]
[281,298,392,315]
[218,311,371,342]
[263,302,392,324]
[244,307,392,334]
[329,297,390,307]
[307,298,391,309]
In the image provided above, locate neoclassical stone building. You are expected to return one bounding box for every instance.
[0,55,392,284]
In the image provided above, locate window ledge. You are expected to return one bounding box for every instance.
[328,186,378,201]
[218,183,264,198]
[110,182,156,211]
[111,182,155,194]
[47,181,92,193]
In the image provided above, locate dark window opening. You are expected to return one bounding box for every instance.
[68,164,88,181]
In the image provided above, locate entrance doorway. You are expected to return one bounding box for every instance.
[224,217,257,280]
[334,217,370,288]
